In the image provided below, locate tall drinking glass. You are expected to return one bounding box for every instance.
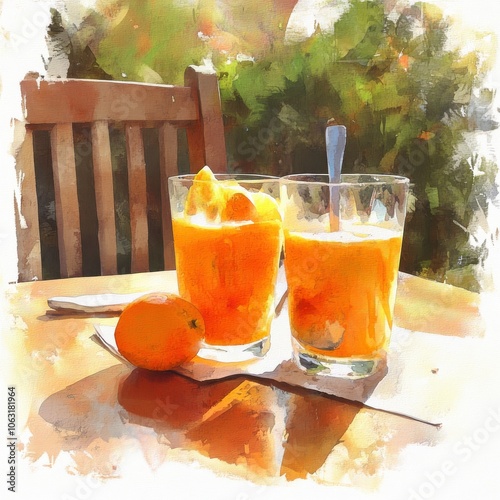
[169,171,282,362]
[280,174,409,378]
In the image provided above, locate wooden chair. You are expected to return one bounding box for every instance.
[15,66,227,281]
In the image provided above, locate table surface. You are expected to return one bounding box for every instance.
[3,270,498,499]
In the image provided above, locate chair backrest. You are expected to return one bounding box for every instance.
[15,65,227,281]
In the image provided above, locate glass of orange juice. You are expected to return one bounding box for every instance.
[280,174,409,378]
[168,167,282,362]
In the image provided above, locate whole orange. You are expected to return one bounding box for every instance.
[114,292,204,371]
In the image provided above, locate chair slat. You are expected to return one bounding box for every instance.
[50,123,82,278]
[21,79,198,124]
[159,123,178,270]
[184,67,227,173]
[91,121,117,275]
[15,129,42,281]
[125,124,149,273]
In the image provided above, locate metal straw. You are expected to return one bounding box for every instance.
[326,124,346,231]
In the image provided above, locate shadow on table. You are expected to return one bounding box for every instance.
[37,363,364,481]
[118,368,363,480]
[36,359,441,484]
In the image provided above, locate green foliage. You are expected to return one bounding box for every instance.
[94,0,206,84]
[213,0,495,291]
[64,0,497,291]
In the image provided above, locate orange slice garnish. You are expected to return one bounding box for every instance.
[185,166,223,221]
[185,166,281,223]
[221,191,258,222]
[250,191,281,222]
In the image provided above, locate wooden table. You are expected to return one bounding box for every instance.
[2,271,498,499]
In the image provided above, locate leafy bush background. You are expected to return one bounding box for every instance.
[47,0,498,291]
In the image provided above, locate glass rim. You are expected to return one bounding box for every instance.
[280,173,410,188]
[169,173,279,183]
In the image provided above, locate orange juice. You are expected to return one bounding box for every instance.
[172,217,282,346]
[169,167,282,356]
[284,226,402,359]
